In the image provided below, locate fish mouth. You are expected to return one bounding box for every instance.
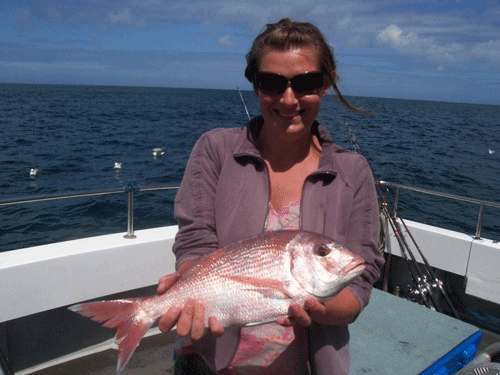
[344,257,365,275]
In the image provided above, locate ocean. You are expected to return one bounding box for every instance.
[1,83,499,252]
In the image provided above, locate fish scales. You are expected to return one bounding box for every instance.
[69,230,365,374]
[146,231,298,326]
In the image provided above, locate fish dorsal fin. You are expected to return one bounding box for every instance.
[221,275,293,299]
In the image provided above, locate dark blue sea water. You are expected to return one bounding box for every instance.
[1,83,500,252]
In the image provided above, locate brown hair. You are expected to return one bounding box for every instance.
[245,18,366,113]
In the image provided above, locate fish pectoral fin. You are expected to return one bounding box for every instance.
[222,275,293,298]
[244,317,282,327]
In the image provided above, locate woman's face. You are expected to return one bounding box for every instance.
[257,47,330,143]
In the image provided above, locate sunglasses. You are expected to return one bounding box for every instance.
[254,72,325,95]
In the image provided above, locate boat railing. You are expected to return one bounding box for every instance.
[379,181,500,239]
[0,183,180,240]
[1,181,499,241]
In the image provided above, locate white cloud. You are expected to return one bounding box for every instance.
[472,39,500,65]
[337,15,351,28]
[218,35,238,48]
[377,24,417,48]
[377,23,500,66]
[108,8,132,24]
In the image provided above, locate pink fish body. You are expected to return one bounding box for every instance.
[69,230,365,374]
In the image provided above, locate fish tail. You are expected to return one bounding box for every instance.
[69,299,156,374]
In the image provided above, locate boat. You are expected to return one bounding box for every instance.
[1,181,500,374]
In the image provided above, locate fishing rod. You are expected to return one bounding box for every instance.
[397,213,461,318]
[237,87,251,121]
[380,200,433,308]
[348,125,461,318]
[376,171,461,318]
[377,184,439,310]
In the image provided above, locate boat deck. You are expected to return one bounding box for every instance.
[23,290,497,375]
[25,330,500,375]
[26,331,177,375]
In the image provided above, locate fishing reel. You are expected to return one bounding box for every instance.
[407,275,444,305]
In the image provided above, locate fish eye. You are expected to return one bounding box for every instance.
[315,245,330,257]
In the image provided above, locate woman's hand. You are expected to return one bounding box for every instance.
[156,261,224,340]
[277,288,361,327]
[157,299,224,340]
[276,298,325,327]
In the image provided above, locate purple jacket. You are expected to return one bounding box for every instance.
[173,117,384,374]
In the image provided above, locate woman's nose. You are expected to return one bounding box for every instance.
[280,86,299,106]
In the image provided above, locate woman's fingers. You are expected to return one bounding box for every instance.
[158,299,225,341]
[158,304,182,333]
[208,316,224,337]
[277,298,326,327]
[190,301,206,341]
[304,298,326,319]
[289,303,312,326]
[276,316,295,327]
[157,272,181,294]
[176,299,196,337]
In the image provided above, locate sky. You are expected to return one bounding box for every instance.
[1,0,499,105]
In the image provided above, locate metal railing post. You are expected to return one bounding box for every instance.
[124,181,139,239]
[474,204,485,240]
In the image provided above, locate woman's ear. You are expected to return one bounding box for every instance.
[321,70,336,97]
[321,86,330,97]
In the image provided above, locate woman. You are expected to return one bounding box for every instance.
[157,18,384,375]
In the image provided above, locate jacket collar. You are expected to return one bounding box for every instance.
[233,116,340,177]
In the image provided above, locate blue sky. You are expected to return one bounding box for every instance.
[1,0,499,104]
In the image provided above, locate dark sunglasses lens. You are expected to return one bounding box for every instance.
[256,73,324,95]
[256,73,288,94]
[291,73,324,94]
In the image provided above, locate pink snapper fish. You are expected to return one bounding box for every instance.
[69,230,365,374]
